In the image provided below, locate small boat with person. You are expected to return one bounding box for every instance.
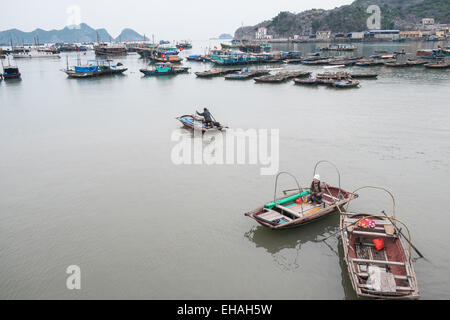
[176,113,226,133]
[340,186,420,300]
[245,162,357,230]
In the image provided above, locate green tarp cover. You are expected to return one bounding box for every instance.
[265,190,311,209]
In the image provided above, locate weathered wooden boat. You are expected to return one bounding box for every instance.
[384,62,409,68]
[195,68,241,78]
[355,60,386,67]
[283,59,303,64]
[140,63,189,76]
[245,165,357,230]
[316,71,351,81]
[254,71,311,83]
[293,78,318,85]
[333,80,360,88]
[176,114,226,133]
[424,62,450,69]
[340,186,420,300]
[186,55,208,62]
[406,59,427,66]
[94,43,127,56]
[224,69,270,80]
[350,73,378,79]
[195,69,223,78]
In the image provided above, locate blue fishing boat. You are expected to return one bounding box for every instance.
[63,59,127,78]
[140,63,189,76]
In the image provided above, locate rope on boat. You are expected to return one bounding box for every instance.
[273,171,304,217]
[313,160,342,199]
[344,186,396,218]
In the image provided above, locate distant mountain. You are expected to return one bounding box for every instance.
[218,33,233,39]
[235,0,450,39]
[0,23,144,45]
[115,28,145,42]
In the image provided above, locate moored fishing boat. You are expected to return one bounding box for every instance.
[356,59,385,67]
[224,69,270,80]
[12,49,60,59]
[333,79,360,88]
[195,68,241,78]
[406,59,427,66]
[140,62,189,76]
[62,59,127,78]
[350,73,378,79]
[176,41,192,49]
[293,78,318,85]
[254,71,311,83]
[245,163,357,230]
[186,55,208,62]
[384,62,409,67]
[320,44,356,51]
[94,43,127,56]
[424,62,450,69]
[340,186,420,299]
[1,57,21,80]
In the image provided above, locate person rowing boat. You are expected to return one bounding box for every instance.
[196,108,214,128]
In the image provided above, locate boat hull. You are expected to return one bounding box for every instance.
[340,213,420,300]
[245,185,356,230]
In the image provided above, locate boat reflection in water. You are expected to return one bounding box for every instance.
[244,212,339,271]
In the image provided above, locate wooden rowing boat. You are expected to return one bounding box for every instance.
[333,80,360,88]
[245,167,356,230]
[340,186,420,300]
[350,73,378,79]
[293,78,318,85]
[384,62,409,67]
[254,71,311,83]
[424,63,450,69]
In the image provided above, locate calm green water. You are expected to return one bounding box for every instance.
[1,40,449,299]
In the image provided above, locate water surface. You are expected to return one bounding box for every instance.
[0,40,449,299]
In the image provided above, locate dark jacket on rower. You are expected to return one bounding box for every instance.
[197,110,212,123]
[310,180,323,197]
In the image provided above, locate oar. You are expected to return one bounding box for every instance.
[316,219,360,242]
[381,210,425,259]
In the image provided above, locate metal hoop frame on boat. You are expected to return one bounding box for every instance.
[344,186,396,218]
[313,160,342,199]
[341,186,412,260]
[273,171,304,217]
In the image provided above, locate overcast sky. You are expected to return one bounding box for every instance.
[0,0,354,39]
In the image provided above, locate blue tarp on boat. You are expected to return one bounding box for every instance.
[181,117,205,128]
[75,66,99,73]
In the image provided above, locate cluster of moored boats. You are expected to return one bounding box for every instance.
[245,173,420,299]
[175,110,423,300]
